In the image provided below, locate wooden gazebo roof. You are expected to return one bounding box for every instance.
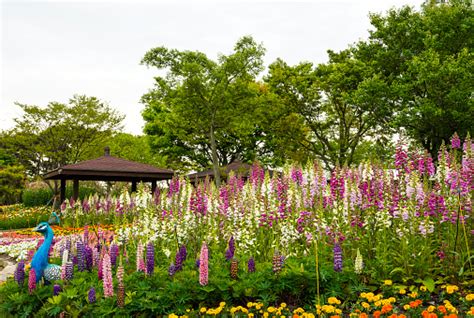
[44,147,174,202]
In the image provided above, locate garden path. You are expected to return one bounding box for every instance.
[0,254,16,282]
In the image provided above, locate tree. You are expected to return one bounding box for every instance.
[141,36,266,185]
[4,95,124,185]
[106,133,167,167]
[265,51,392,170]
[355,1,473,158]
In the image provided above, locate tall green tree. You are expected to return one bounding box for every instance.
[355,0,473,158]
[265,51,392,170]
[4,95,124,180]
[141,36,266,185]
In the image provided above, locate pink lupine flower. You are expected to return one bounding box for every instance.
[136,243,146,272]
[28,268,36,294]
[451,132,461,149]
[102,253,114,297]
[199,242,209,286]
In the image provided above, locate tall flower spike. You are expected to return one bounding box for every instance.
[199,242,209,286]
[451,132,461,149]
[110,243,119,267]
[272,251,282,274]
[102,253,114,297]
[65,261,74,280]
[333,243,343,272]
[247,257,256,273]
[175,245,187,271]
[146,242,155,276]
[355,248,363,274]
[117,265,125,308]
[225,236,235,261]
[136,243,145,272]
[230,258,238,279]
[88,287,96,304]
[53,284,61,296]
[14,260,25,287]
[28,268,36,294]
[76,241,85,272]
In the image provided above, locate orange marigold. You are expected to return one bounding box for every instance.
[373,310,381,318]
[438,305,447,314]
[381,304,393,314]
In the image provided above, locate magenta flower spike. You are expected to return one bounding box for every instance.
[199,242,209,286]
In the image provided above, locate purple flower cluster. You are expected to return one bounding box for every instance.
[175,245,187,271]
[333,243,343,272]
[225,236,235,261]
[65,261,74,280]
[146,242,154,276]
[88,287,96,303]
[53,284,61,296]
[76,241,85,272]
[84,246,93,272]
[248,257,255,273]
[190,186,208,216]
[14,260,25,287]
[168,263,176,276]
[110,244,119,267]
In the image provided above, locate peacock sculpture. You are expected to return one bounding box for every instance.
[31,212,62,283]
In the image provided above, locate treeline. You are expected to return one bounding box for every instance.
[1,1,472,202]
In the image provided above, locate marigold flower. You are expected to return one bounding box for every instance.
[399,289,406,294]
[362,302,370,309]
[384,280,393,286]
[466,294,474,301]
[420,285,427,292]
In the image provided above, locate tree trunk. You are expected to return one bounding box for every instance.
[209,126,221,187]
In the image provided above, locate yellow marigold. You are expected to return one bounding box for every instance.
[403,304,411,310]
[427,305,436,312]
[280,302,287,308]
[248,314,254,318]
[446,285,459,294]
[399,289,406,295]
[328,297,341,305]
[384,280,393,286]
[294,307,305,314]
[373,294,382,302]
[247,302,253,308]
[360,292,367,298]
[466,294,474,301]
[335,309,342,314]
[263,313,269,318]
[169,314,178,318]
[303,314,315,318]
[420,285,427,292]
[374,301,382,307]
[362,302,370,309]
[388,297,396,303]
[230,307,237,314]
[241,308,248,314]
[409,292,418,298]
[322,305,335,313]
[219,302,226,307]
[267,306,276,313]
[200,307,207,313]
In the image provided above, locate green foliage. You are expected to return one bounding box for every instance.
[106,133,166,167]
[4,95,124,178]
[21,186,97,207]
[355,1,474,157]
[141,36,267,181]
[0,165,25,205]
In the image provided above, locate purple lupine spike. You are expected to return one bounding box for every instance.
[14,260,25,287]
[175,245,187,271]
[110,244,119,267]
[88,287,96,303]
[65,261,74,280]
[83,226,89,246]
[168,263,176,276]
[76,241,85,272]
[28,269,36,294]
[247,257,255,273]
[53,284,61,296]
[146,242,155,276]
[225,236,235,261]
[195,259,200,268]
[82,199,90,213]
[333,243,343,272]
[84,246,93,272]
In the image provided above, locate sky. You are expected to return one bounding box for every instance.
[1,0,423,135]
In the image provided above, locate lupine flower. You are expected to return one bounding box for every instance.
[117,265,125,308]
[451,132,461,149]
[168,263,176,276]
[88,287,96,303]
[14,260,25,287]
[199,242,209,286]
[272,251,283,274]
[84,246,93,272]
[175,245,187,271]
[230,258,238,279]
[136,243,145,273]
[110,244,119,267]
[248,257,255,273]
[53,284,61,296]
[76,241,84,272]
[225,236,235,261]
[355,248,363,274]
[65,261,74,280]
[333,243,343,272]
[83,225,89,246]
[146,242,154,276]
[102,253,114,297]
[28,269,36,294]
[98,254,103,280]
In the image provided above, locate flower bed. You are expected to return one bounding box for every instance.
[0,205,51,230]
[0,136,472,316]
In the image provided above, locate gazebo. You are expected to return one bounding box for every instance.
[44,147,174,202]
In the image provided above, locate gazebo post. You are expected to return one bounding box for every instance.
[73,179,79,201]
[60,179,66,203]
[151,180,157,195]
[131,180,137,193]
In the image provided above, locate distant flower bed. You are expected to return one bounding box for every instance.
[0,205,51,230]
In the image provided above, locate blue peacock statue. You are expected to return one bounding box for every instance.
[31,212,62,283]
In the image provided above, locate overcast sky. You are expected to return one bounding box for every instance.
[1,0,423,135]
